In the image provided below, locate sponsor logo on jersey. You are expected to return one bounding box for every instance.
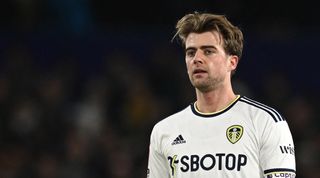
[226,125,243,144]
[172,135,186,145]
[168,155,179,177]
[279,144,295,155]
[168,153,247,176]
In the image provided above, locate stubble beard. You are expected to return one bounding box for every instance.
[190,75,224,93]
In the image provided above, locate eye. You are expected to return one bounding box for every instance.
[204,49,214,55]
[186,50,196,58]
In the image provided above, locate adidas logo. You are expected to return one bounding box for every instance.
[172,135,186,145]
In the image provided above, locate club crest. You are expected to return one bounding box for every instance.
[226,125,243,144]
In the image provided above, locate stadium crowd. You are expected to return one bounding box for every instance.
[1,0,320,177]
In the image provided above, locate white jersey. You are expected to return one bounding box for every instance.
[147,95,296,178]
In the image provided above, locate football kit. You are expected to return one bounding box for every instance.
[147,95,296,178]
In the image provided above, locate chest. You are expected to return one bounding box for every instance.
[163,117,259,158]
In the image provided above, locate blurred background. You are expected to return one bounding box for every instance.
[0,0,319,177]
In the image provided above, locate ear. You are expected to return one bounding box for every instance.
[228,55,239,71]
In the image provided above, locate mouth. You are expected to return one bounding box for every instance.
[193,69,207,74]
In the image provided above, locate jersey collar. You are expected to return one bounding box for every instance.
[190,95,241,117]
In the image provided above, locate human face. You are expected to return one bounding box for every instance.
[185,31,237,92]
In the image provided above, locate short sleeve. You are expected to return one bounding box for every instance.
[259,118,296,178]
[147,126,170,178]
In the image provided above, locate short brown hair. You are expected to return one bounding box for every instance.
[173,11,244,59]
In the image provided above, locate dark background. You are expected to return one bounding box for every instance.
[0,0,319,177]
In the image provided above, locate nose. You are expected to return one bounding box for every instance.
[193,51,204,64]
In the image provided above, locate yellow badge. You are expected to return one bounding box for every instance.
[226,125,243,144]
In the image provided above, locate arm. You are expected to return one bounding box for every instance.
[147,126,170,178]
[259,117,296,178]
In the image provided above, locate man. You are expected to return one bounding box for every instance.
[147,12,296,178]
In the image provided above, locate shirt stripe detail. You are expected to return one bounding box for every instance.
[264,168,296,174]
[239,97,282,123]
[242,96,284,121]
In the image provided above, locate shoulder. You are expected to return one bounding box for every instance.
[151,105,191,135]
[155,105,190,128]
[237,96,285,123]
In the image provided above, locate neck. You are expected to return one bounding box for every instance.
[195,86,237,113]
